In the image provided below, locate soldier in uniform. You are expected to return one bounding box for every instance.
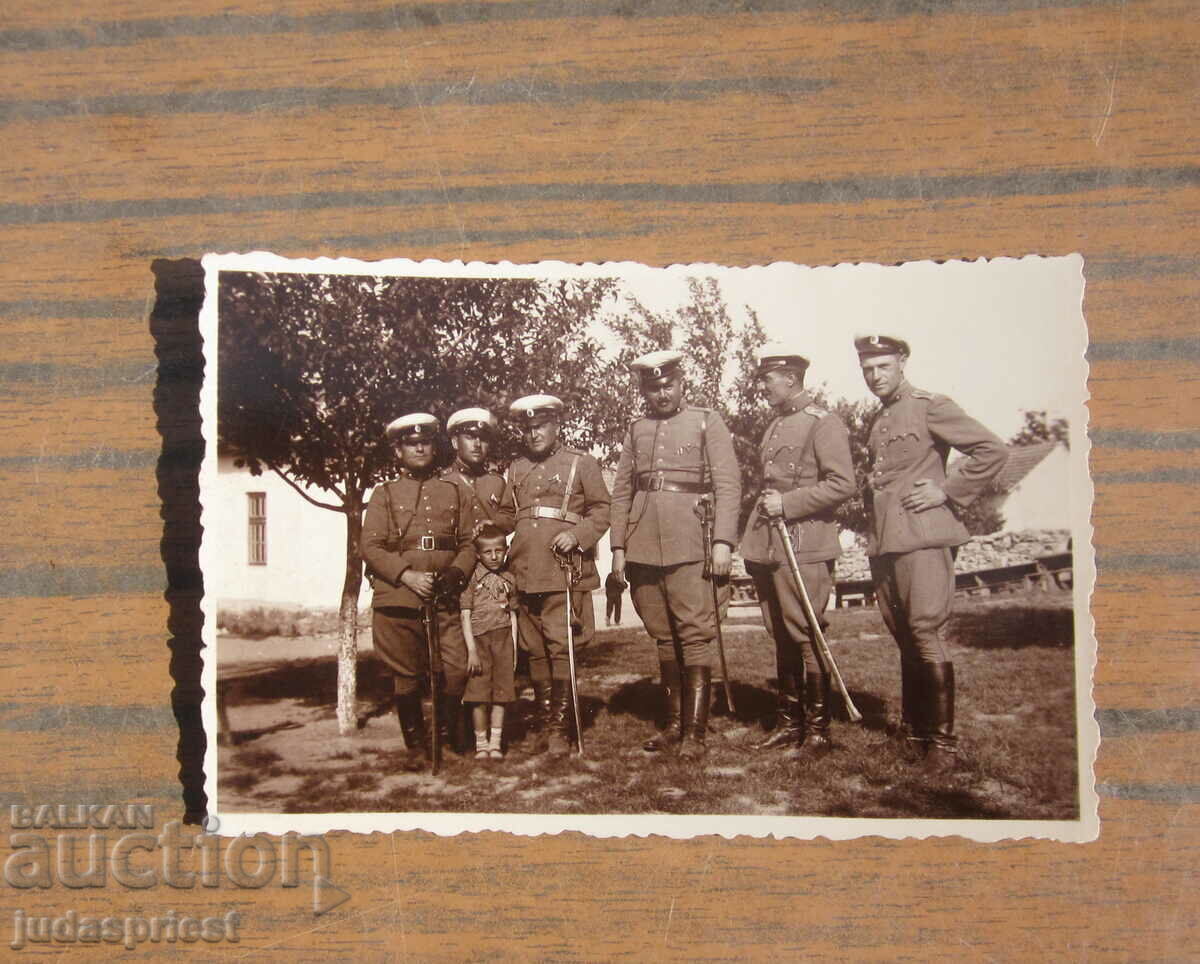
[856,333,1008,773]
[503,394,611,755]
[741,343,856,757]
[610,350,741,758]
[442,407,514,537]
[360,414,476,769]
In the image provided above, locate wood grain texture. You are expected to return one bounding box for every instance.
[0,0,1196,958]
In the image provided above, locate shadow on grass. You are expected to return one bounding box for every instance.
[231,655,399,708]
[951,601,1075,650]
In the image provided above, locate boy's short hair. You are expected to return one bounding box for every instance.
[474,523,507,546]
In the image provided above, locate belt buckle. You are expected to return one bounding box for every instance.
[648,475,663,491]
[419,535,435,550]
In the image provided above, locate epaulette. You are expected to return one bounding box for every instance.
[803,404,829,418]
[909,388,936,400]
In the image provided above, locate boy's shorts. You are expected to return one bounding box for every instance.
[463,625,516,703]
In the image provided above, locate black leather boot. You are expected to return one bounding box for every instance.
[678,665,712,759]
[394,692,430,772]
[437,689,464,757]
[644,659,682,752]
[528,681,552,750]
[546,678,571,755]
[919,662,957,775]
[753,670,804,751]
[791,671,832,757]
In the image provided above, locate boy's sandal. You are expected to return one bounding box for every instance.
[474,748,490,760]
[488,748,504,760]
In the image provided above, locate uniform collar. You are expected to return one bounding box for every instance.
[397,465,435,481]
[453,458,486,477]
[776,389,811,416]
[646,403,684,420]
[525,442,560,463]
[881,379,911,407]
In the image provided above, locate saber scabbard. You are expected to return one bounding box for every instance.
[422,600,442,774]
[769,517,862,723]
[555,548,585,756]
[698,494,736,714]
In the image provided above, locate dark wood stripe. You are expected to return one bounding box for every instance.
[1097,553,1200,573]
[1093,467,1200,485]
[3,166,1198,226]
[1096,783,1200,804]
[0,703,176,732]
[1090,429,1200,450]
[0,77,832,125]
[1085,256,1200,280]
[1096,708,1200,736]
[0,0,1122,53]
[0,564,167,597]
[0,298,145,319]
[0,448,161,470]
[1087,338,1200,362]
[0,358,156,391]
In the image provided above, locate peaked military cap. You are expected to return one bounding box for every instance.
[447,407,498,436]
[508,394,564,423]
[755,341,810,376]
[854,333,911,359]
[631,349,684,384]
[385,412,440,441]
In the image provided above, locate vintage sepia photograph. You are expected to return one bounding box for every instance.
[199,253,1095,840]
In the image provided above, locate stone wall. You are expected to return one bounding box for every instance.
[832,528,1072,581]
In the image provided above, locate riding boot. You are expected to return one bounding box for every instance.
[678,665,712,759]
[436,688,464,757]
[394,693,430,772]
[753,670,804,751]
[529,681,552,750]
[919,662,958,775]
[546,678,571,755]
[791,671,832,757]
[644,659,683,752]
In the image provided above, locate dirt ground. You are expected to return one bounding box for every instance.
[216,592,1080,821]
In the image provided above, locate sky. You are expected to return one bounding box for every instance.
[595,255,1088,442]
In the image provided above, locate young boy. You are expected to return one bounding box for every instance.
[460,524,519,760]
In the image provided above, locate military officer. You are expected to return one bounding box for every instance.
[360,413,476,769]
[442,407,514,536]
[610,350,741,758]
[504,394,611,754]
[741,343,856,757]
[856,333,1008,773]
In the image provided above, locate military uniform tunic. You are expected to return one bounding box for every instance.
[863,380,1008,663]
[441,460,514,536]
[503,445,611,682]
[360,469,476,696]
[740,391,856,677]
[610,406,741,664]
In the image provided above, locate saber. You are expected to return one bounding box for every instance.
[555,548,585,756]
[768,516,862,723]
[697,494,736,714]
[421,599,442,774]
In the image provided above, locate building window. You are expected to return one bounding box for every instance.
[248,492,267,565]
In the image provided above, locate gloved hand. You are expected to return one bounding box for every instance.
[433,566,468,597]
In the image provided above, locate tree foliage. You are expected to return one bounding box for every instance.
[1010,409,1069,449]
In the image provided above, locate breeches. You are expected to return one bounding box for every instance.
[627,560,726,667]
[748,559,834,677]
[517,591,594,683]
[869,548,954,664]
[371,606,469,697]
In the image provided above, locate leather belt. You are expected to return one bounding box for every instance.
[399,535,457,551]
[516,505,583,525]
[635,474,710,494]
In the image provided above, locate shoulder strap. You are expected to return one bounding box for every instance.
[560,455,581,517]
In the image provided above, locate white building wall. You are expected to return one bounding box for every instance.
[1000,444,1072,531]
[210,455,364,609]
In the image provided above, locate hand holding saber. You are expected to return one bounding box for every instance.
[763,503,862,724]
[697,494,736,715]
[553,545,585,756]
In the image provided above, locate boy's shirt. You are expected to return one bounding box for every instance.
[461,563,517,634]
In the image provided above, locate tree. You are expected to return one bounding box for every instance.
[1010,409,1069,449]
[218,271,617,733]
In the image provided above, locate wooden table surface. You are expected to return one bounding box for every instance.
[2,1,1196,958]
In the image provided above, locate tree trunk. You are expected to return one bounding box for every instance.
[336,495,365,735]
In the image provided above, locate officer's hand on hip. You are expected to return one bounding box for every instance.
[901,478,948,512]
[550,530,580,555]
[611,548,626,580]
[759,489,784,518]
[710,542,732,579]
[401,570,436,600]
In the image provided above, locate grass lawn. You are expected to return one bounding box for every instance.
[217,590,1079,821]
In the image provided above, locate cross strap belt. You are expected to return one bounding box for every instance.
[516,504,583,525]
